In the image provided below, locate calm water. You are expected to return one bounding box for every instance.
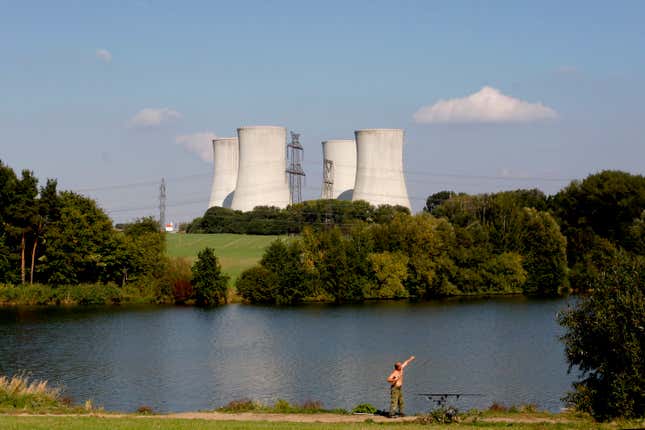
[0,298,575,414]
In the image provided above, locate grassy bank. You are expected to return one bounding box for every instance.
[1,375,640,429]
[166,233,284,282]
[0,283,158,306]
[0,414,637,429]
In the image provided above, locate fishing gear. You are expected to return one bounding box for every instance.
[418,393,485,409]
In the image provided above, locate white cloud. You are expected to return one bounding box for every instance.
[96,49,112,63]
[128,108,182,128]
[176,132,217,162]
[413,86,557,124]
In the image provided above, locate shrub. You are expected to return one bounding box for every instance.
[352,403,377,414]
[488,402,508,412]
[558,251,645,420]
[235,266,276,304]
[415,407,461,424]
[57,283,121,305]
[0,374,62,410]
[217,399,261,412]
[157,257,192,303]
[172,280,193,304]
[136,405,154,415]
[273,399,292,413]
[301,400,323,411]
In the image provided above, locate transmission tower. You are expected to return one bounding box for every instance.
[159,177,166,232]
[286,131,306,205]
[322,159,334,199]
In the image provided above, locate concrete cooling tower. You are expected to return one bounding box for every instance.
[230,126,290,212]
[321,139,356,200]
[352,129,411,210]
[208,137,238,209]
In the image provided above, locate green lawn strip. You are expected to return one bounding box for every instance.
[0,415,622,430]
[165,233,285,283]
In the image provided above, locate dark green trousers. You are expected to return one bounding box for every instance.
[390,386,404,415]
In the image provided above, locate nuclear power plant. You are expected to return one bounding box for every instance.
[230,126,291,212]
[207,126,411,212]
[208,137,238,209]
[321,139,356,200]
[352,129,411,210]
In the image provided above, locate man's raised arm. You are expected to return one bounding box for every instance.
[401,355,416,369]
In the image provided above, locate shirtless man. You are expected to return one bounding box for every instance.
[386,355,415,417]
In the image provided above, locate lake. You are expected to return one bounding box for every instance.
[0,297,575,414]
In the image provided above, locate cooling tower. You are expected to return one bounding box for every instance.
[208,137,238,209]
[352,129,411,209]
[230,126,290,212]
[321,139,356,200]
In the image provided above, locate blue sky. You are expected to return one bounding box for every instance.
[1,1,644,222]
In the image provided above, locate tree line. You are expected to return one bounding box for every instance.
[0,159,231,306]
[237,170,644,303]
[184,200,411,235]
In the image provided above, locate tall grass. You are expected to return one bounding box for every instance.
[0,374,63,410]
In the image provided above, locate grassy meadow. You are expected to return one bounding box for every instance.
[165,233,285,282]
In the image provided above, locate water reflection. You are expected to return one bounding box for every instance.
[0,298,572,413]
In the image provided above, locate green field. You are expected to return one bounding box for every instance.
[166,233,285,282]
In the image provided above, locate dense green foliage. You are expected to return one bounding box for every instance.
[550,170,645,292]
[238,212,534,304]
[186,200,410,235]
[428,189,567,295]
[0,160,171,305]
[1,159,166,289]
[558,252,645,420]
[191,247,229,306]
[237,171,643,304]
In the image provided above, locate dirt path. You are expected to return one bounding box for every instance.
[163,411,417,423]
[4,412,414,423]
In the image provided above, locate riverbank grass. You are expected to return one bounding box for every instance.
[0,374,67,412]
[217,398,347,415]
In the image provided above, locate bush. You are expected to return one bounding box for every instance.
[156,257,192,304]
[236,266,276,304]
[352,403,377,414]
[487,402,508,412]
[57,283,121,305]
[558,251,645,420]
[217,399,261,413]
[0,284,53,305]
[136,405,154,415]
[0,283,124,306]
[0,374,63,411]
